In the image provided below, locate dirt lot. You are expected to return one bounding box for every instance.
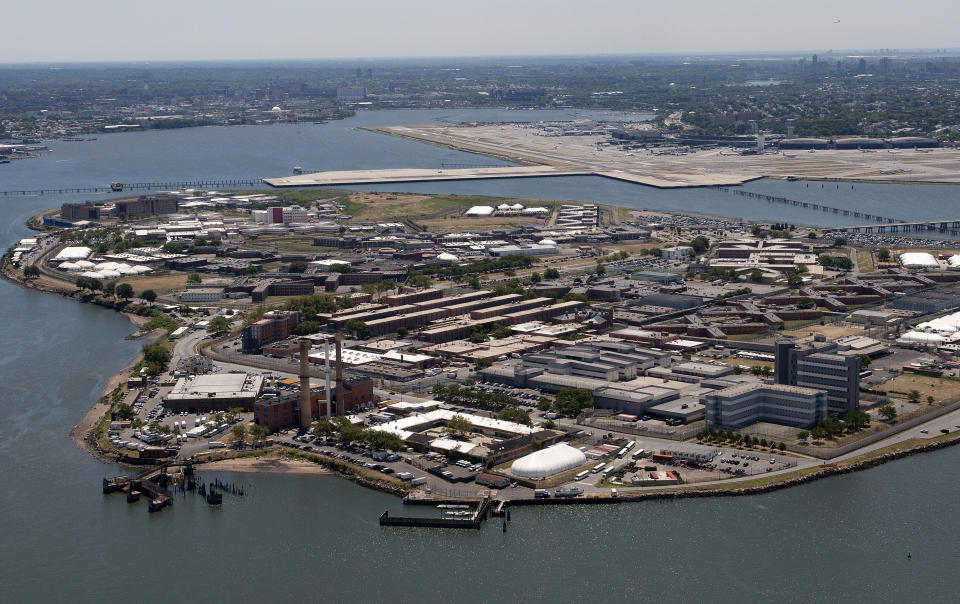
[874,374,960,403]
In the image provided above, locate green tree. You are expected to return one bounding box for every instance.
[858,354,872,370]
[396,326,409,337]
[842,409,870,432]
[445,415,473,439]
[332,416,364,443]
[162,241,184,254]
[797,430,810,441]
[231,424,247,447]
[407,270,433,289]
[313,419,334,436]
[292,320,321,335]
[468,276,481,289]
[543,267,560,279]
[141,289,157,303]
[877,248,891,262]
[115,283,134,299]
[595,262,606,276]
[344,319,369,339]
[103,281,116,296]
[908,390,921,404]
[554,388,594,417]
[879,405,898,421]
[22,264,40,278]
[787,273,804,289]
[208,315,231,334]
[288,260,308,273]
[141,343,170,375]
[498,407,531,425]
[250,424,269,444]
[689,235,710,254]
[186,272,202,284]
[529,272,542,284]
[749,269,764,283]
[537,397,553,412]
[927,395,935,405]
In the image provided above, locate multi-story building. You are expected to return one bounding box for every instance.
[775,337,860,414]
[179,287,225,303]
[61,201,102,220]
[282,206,308,224]
[115,194,179,218]
[661,246,694,260]
[254,378,374,431]
[702,382,828,429]
[241,310,301,352]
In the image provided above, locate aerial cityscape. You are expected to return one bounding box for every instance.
[5,2,960,602]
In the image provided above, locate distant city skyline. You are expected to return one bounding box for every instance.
[3,0,959,63]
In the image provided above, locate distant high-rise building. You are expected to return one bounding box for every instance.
[337,87,366,102]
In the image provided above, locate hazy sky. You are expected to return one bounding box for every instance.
[3,0,957,63]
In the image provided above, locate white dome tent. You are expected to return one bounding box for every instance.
[510,443,587,479]
[436,252,459,263]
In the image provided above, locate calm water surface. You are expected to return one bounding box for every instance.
[0,110,959,602]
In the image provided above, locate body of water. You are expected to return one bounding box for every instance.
[1,109,959,602]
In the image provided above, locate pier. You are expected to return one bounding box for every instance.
[103,466,174,513]
[0,179,264,197]
[379,497,493,529]
[102,463,244,513]
[837,219,960,237]
[715,186,904,223]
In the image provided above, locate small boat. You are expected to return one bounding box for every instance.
[110,182,123,192]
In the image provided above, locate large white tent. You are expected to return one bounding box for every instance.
[510,443,587,479]
[900,252,938,269]
[54,246,92,260]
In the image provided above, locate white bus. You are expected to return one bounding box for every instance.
[574,471,590,482]
[592,462,606,474]
[631,448,646,460]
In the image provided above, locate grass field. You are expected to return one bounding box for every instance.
[117,273,188,295]
[856,249,876,273]
[245,236,320,254]
[342,192,504,220]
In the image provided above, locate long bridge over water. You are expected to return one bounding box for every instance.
[836,219,960,237]
[714,187,904,224]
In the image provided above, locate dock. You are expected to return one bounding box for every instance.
[103,466,173,513]
[102,462,244,514]
[263,165,590,188]
[379,497,493,529]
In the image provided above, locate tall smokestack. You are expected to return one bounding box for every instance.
[335,335,345,416]
[324,337,332,419]
[298,340,312,428]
